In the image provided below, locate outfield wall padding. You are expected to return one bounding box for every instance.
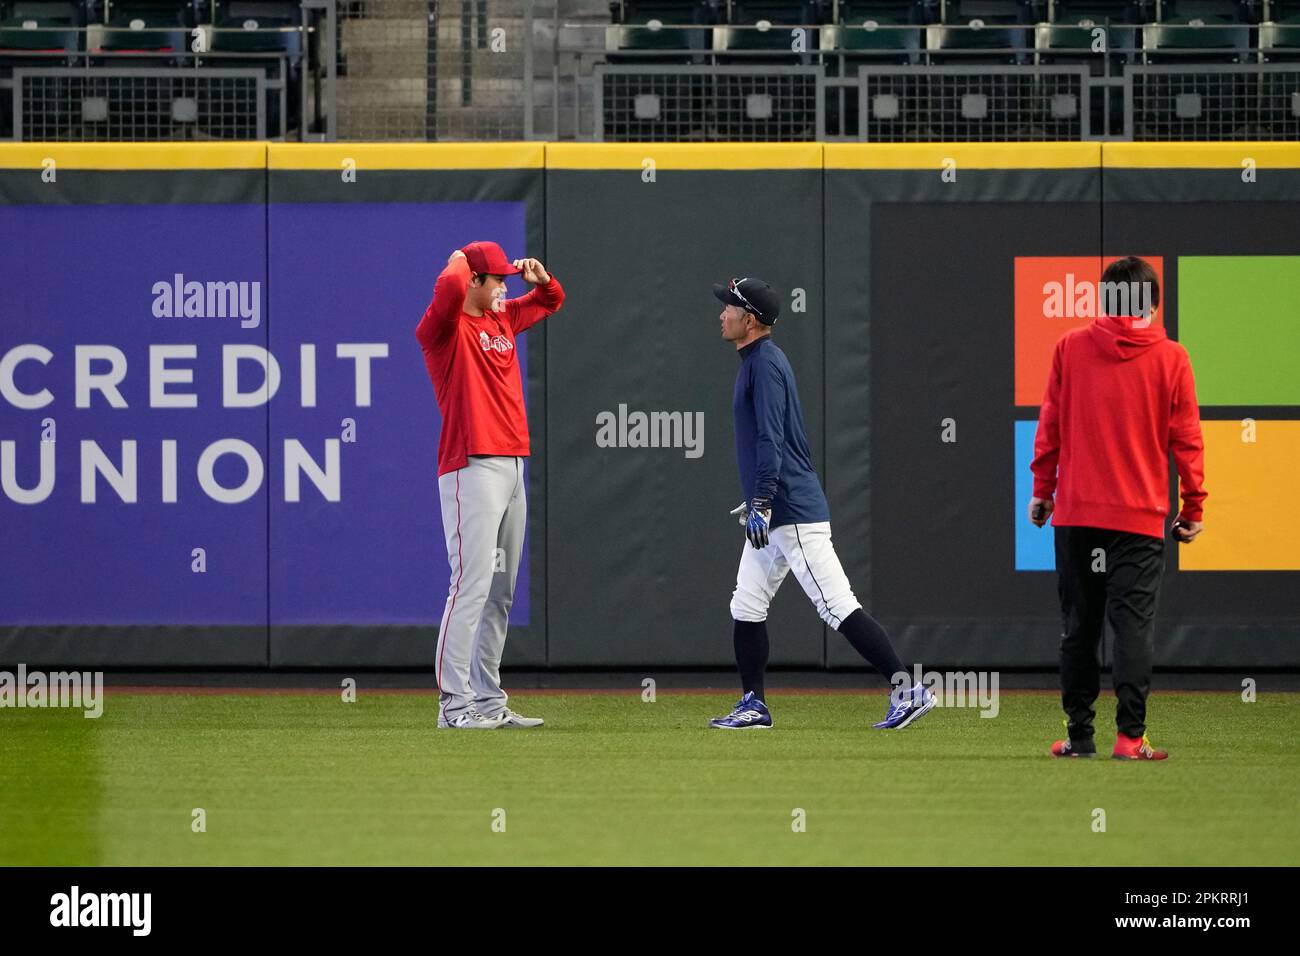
[2,142,1298,669]
[544,154,826,667]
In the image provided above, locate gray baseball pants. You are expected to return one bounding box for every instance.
[435,455,525,721]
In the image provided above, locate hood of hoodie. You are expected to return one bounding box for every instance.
[1089,312,1167,361]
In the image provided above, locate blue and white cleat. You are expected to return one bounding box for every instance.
[709,691,773,730]
[872,683,937,730]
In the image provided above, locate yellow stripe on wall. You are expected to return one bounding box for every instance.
[0,143,267,170]
[1103,142,1300,169]
[546,142,824,170]
[5,141,1300,173]
[1181,419,1300,571]
[268,143,545,170]
[825,142,1101,169]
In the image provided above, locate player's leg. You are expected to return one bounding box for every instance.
[434,457,515,728]
[729,539,789,698]
[778,522,935,728]
[1103,530,1168,759]
[469,456,537,726]
[1053,525,1107,755]
[710,541,789,728]
[776,522,910,683]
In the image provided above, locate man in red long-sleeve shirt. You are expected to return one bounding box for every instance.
[1029,256,1206,761]
[416,240,565,730]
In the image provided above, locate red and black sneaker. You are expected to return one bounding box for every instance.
[1112,732,1169,760]
[1051,738,1097,758]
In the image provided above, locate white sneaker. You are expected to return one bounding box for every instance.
[496,708,544,729]
[437,705,504,730]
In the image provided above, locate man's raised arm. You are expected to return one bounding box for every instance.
[416,251,471,347]
[502,257,565,334]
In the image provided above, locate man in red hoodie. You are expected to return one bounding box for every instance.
[416,241,565,730]
[1029,256,1206,761]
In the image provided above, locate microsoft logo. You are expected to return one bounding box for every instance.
[1013,255,1300,572]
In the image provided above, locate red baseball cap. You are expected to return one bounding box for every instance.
[461,240,521,277]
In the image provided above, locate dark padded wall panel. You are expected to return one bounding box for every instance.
[544,166,827,666]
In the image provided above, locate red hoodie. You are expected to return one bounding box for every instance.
[1031,314,1206,539]
[415,257,565,476]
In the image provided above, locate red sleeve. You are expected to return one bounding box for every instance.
[416,257,470,347]
[502,275,565,335]
[1030,338,1064,499]
[1170,350,1207,521]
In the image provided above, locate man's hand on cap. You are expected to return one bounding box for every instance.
[513,258,550,284]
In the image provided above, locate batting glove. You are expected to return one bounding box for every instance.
[730,502,748,526]
[745,496,772,549]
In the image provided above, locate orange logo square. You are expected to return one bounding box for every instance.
[1014,256,1165,406]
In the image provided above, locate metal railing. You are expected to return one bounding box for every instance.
[543,19,1300,140]
[13,66,268,139]
[1126,62,1300,139]
[0,3,335,141]
[855,64,1092,141]
[593,63,822,139]
[5,4,1300,140]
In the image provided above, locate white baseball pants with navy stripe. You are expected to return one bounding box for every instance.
[435,455,525,722]
[730,521,862,628]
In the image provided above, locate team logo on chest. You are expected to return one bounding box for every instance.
[478,329,514,354]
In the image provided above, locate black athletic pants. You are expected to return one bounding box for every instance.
[1055,525,1165,741]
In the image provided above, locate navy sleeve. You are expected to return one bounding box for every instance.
[751,356,786,500]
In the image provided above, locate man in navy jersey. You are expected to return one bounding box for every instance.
[709,277,936,731]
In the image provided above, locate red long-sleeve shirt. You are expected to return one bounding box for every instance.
[1031,313,1206,539]
[415,257,565,476]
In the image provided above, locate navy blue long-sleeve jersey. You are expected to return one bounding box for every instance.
[733,336,830,529]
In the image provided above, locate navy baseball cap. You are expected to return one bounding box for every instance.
[713,277,780,326]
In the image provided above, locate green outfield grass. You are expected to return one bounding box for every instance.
[1,690,1296,866]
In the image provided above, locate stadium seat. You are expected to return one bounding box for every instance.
[97,0,192,58]
[930,0,1037,63]
[824,0,926,63]
[1036,0,1144,64]
[208,0,300,57]
[1157,0,1257,19]
[718,0,823,54]
[0,0,83,55]
[607,0,716,57]
[1143,0,1253,61]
